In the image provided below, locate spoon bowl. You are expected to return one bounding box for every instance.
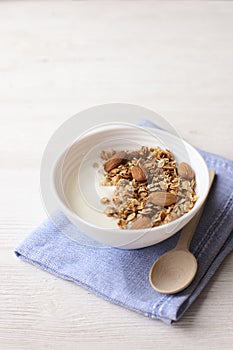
[149,249,197,294]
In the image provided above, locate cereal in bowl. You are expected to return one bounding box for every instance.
[98,146,197,229]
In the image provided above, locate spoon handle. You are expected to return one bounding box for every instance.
[175,170,215,251]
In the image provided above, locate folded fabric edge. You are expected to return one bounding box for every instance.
[199,150,233,170]
[15,249,168,324]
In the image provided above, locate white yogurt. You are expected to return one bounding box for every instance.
[65,168,117,229]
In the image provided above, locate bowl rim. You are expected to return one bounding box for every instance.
[52,126,210,234]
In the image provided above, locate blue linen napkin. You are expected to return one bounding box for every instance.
[15,150,233,324]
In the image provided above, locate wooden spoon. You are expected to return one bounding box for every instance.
[149,170,215,294]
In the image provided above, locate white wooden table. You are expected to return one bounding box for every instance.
[0,2,233,349]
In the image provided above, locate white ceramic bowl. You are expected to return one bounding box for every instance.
[52,125,209,249]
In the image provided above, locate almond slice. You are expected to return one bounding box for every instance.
[148,192,177,206]
[104,151,126,173]
[131,166,147,182]
[177,162,195,180]
[130,216,152,230]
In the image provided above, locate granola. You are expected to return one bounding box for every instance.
[99,146,197,229]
